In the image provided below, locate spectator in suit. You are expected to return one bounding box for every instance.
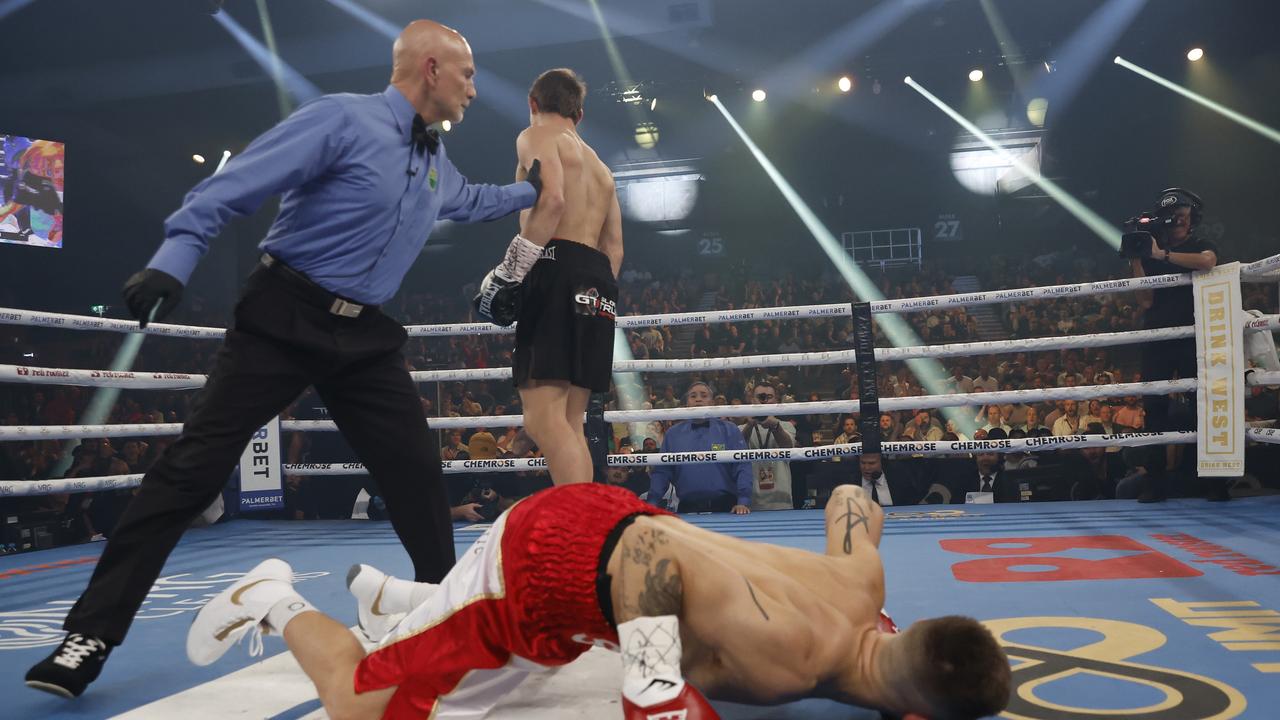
[855,453,923,507]
[943,433,1011,503]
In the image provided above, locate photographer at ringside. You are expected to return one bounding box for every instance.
[1122,188,1224,502]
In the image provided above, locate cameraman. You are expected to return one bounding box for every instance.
[1124,188,1222,502]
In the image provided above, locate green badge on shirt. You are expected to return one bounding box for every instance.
[711,443,725,451]
[427,166,438,191]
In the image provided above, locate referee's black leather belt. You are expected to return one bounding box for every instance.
[259,254,374,318]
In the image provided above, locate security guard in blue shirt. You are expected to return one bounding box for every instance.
[27,20,541,699]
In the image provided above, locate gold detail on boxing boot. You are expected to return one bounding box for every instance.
[371,578,390,616]
[214,617,254,642]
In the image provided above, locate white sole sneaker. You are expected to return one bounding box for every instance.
[346,564,405,644]
[187,558,294,666]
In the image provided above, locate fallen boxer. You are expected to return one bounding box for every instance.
[187,482,1010,720]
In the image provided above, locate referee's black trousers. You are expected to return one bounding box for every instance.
[64,267,454,645]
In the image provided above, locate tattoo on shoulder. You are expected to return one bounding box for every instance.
[626,527,670,567]
[637,558,683,616]
[834,494,871,555]
[620,527,682,617]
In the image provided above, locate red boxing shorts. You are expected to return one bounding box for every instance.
[354,483,671,719]
[513,239,617,393]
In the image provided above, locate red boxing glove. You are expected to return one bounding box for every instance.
[623,682,719,720]
[878,608,899,634]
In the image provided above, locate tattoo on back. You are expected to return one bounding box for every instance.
[835,493,871,555]
[744,577,769,621]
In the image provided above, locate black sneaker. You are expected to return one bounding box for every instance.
[24,633,112,698]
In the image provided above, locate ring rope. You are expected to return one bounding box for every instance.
[0,270,1201,340]
[1246,370,1280,386]
[1242,252,1280,278]
[0,378,1202,441]
[5,252,1280,496]
[3,253,1279,342]
[0,430,1211,496]
[0,325,1212,388]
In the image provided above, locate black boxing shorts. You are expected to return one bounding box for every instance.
[513,239,616,393]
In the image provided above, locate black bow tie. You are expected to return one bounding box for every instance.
[411,115,440,155]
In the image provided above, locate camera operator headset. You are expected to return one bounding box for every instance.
[1121,188,1220,501]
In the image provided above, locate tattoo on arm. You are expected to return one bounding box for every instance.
[637,558,683,616]
[834,491,872,555]
[744,577,769,621]
[620,528,683,618]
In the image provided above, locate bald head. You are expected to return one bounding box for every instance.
[392,21,466,81]
[391,20,476,124]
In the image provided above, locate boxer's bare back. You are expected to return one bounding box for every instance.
[605,484,887,706]
[516,125,623,278]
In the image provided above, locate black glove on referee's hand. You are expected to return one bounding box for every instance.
[122,268,184,329]
[525,159,542,199]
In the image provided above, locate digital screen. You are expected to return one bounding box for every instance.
[1,134,64,248]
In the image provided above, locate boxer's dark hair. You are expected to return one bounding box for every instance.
[912,615,1011,719]
[530,68,586,123]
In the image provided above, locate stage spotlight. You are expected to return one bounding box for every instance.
[650,97,657,111]
[838,76,853,93]
[969,69,984,82]
[1114,54,1279,145]
[441,120,452,132]
[1026,98,1049,127]
[752,89,767,102]
[634,122,660,149]
[192,154,206,164]
[1187,47,1204,62]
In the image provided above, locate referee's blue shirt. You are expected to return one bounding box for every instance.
[648,419,753,508]
[150,85,536,305]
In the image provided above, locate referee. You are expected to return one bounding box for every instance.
[26,20,541,698]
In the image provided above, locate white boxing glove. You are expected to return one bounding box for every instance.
[618,615,718,719]
[494,233,544,284]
